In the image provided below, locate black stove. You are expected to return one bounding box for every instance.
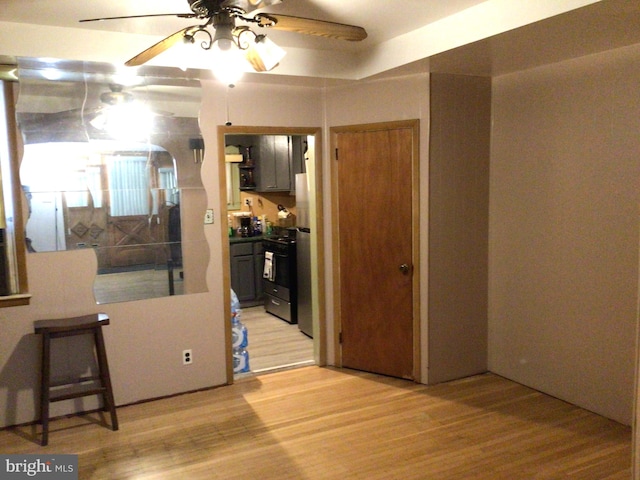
[265,236,295,242]
[262,235,297,324]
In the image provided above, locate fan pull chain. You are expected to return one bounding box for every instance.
[225,84,234,126]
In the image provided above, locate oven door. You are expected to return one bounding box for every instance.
[262,240,293,289]
[262,242,296,323]
[270,252,291,289]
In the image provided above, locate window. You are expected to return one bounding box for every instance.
[64,169,91,208]
[158,167,179,207]
[85,165,103,208]
[106,155,150,217]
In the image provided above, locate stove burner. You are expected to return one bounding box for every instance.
[264,236,295,244]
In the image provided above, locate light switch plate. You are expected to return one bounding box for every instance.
[204,209,214,224]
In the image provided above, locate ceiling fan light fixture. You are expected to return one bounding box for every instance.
[210,33,246,86]
[100,90,134,106]
[212,23,235,51]
[245,34,286,72]
[79,1,367,74]
[90,103,154,140]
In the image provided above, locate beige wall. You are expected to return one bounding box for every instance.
[0,79,324,428]
[324,73,491,386]
[428,73,490,384]
[323,75,431,380]
[0,249,224,426]
[0,107,224,427]
[489,44,640,424]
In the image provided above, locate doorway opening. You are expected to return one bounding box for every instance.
[218,126,324,382]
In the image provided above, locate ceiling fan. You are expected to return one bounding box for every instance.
[80,0,368,75]
[86,84,177,138]
[99,84,134,106]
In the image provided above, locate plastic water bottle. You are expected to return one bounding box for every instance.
[230,289,241,318]
[230,288,249,373]
[232,316,248,349]
[233,347,250,373]
[253,216,262,235]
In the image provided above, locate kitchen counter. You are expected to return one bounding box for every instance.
[229,235,264,244]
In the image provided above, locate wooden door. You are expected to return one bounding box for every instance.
[63,200,107,250]
[334,121,418,380]
[106,215,164,269]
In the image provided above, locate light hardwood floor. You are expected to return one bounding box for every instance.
[0,367,631,479]
[93,268,184,304]
[238,306,314,374]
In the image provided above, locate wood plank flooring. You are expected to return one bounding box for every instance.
[238,306,314,374]
[0,367,631,479]
[93,268,184,304]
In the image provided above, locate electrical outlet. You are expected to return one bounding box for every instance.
[204,209,214,224]
[245,197,253,207]
[183,349,193,365]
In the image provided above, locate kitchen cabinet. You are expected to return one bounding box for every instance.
[225,134,305,195]
[230,239,264,307]
[255,135,291,192]
[226,135,258,192]
[254,243,264,300]
[289,135,306,195]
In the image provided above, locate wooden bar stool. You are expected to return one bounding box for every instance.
[34,313,118,446]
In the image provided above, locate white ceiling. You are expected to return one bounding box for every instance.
[0,0,487,53]
[1,0,640,83]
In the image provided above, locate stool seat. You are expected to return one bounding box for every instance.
[34,313,118,446]
[34,312,110,334]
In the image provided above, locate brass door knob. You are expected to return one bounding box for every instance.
[399,263,410,274]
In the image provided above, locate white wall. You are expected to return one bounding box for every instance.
[489,44,640,424]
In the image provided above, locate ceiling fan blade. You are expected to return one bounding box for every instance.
[125,28,191,67]
[79,13,196,23]
[244,49,268,73]
[221,0,282,14]
[263,14,367,41]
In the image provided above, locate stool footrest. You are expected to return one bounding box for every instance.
[50,375,101,388]
[50,387,107,403]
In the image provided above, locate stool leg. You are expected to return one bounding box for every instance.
[94,328,118,431]
[39,332,51,446]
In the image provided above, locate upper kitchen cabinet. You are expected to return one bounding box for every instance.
[289,135,306,195]
[225,134,306,195]
[255,135,291,192]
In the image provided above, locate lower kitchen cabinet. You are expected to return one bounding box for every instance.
[230,239,264,307]
[254,242,264,300]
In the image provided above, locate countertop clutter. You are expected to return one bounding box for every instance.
[229,227,297,244]
[228,205,295,240]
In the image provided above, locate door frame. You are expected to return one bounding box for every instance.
[217,126,325,384]
[330,120,421,380]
